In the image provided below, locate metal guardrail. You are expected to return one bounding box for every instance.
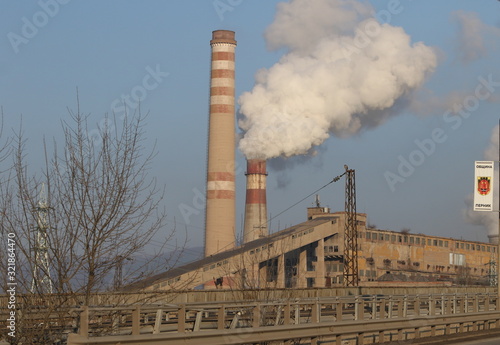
[66,293,500,345]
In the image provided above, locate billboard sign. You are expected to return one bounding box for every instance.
[474,161,494,211]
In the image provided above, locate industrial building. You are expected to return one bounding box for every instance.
[125,30,496,292]
[128,207,496,291]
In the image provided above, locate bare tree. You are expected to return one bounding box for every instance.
[0,104,175,343]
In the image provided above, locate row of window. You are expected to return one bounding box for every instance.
[291,228,315,239]
[324,245,339,253]
[249,243,274,255]
[363,231,496,253]
[202,259,229,272]
[455,241,496,253]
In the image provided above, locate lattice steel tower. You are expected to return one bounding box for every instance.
[31,183,53,293]
[488,252,497,287]
[343,165,359,287]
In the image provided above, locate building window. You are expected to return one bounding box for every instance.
[366,232,371,240]
[385,234,390,241]
[306,278,315,288]
[410,237,414,244]
[360,269,364,276]
[461,243,465,249]
[391,235,396,242]
[444,241,448,248]
[466,244,470,250]
[427,239,432,245]
[416,237,420,245]
[398,236,403,243]
[438,240,443,247]
[482,245,485,251]
[334,245,339,252]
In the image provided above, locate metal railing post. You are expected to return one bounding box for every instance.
[79,306,89,336]
[284,303,291,325]
[336,299,343,321]
[429,296,435,316]
[253,304,261,328]
[312,302,320,323]
[132,306,140,335]
[178,305,186,333]
[414,296,420,317]
[217,305,225,330]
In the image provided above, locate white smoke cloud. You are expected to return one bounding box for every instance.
[238,0,437,160]
[464,125,499,235]
[264,0,372,53]
[453,10,500,63]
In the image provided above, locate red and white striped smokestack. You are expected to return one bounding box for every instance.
[204,30,237,257]
[243,159,268,243]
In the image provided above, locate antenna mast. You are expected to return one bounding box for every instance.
[31,183,53,294]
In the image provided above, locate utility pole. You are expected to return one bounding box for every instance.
[343,165,359,287]
[31,183,53,294]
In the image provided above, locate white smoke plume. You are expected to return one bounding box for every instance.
[453,10,500,63]
[238,0,437,160]
[464,125,499,235]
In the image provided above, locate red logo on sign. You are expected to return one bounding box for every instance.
[478,177,491,196]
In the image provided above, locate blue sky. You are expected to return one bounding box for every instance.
[1,1,500,253]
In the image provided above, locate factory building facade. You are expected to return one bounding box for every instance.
[128,208,496,291]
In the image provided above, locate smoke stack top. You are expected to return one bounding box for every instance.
[243,159,268,243]
[238,0,437,160]
[211,30,236,44]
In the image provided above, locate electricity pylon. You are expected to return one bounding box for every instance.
[31,183,54,294]
[343,165,358,287]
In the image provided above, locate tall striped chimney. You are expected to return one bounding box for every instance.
[204,30,237,257]
[243,159,268,243]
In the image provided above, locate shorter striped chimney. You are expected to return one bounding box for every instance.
[243,159,268,243]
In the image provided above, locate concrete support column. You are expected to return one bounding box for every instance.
[277,254,285,288]
[298,247,307,288]
[316,238,325,287]
[258,261,266,288]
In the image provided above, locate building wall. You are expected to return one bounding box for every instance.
[140,211,496,291]
[354,229,495,285]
